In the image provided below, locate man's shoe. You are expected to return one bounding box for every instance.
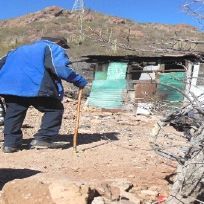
[2,146,18,153]
[30,139,64,149]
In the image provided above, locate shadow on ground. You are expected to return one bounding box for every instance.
[0,168,41,190]
[59,132,119,150]
[164,173,177,185]
[20,132,119,150]
[58,132,119,144]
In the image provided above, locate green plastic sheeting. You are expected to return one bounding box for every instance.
[87,62,127,109]
[95,71,107,80]
[158,72,186,102]
[107,62,127,80]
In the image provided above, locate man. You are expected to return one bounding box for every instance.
[0,36,87,153]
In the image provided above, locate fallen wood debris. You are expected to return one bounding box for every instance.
[151,103,204,204]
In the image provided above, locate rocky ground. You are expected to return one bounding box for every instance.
[0,98,183,204]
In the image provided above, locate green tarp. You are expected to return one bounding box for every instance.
[158,72,186,102]
[95,71,107,80]
[87,62,127,109]
[107,62,127,80]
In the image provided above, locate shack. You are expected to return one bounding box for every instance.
[82,54,203,110]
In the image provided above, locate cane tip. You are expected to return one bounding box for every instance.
[73,147,79,154]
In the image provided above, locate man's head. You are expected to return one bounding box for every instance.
[41,36,70,49]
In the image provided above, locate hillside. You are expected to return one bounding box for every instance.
[0,6,204,58]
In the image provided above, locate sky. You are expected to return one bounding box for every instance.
[0,0,201,28]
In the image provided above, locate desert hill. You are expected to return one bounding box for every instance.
[0,6,204,58]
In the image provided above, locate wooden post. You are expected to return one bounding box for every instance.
[73,88,83,152]
[190,63,200,92]
[184,60,193,103]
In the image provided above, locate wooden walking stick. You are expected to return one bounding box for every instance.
[73,88,83,152]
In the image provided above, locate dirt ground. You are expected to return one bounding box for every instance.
[0,98,180,203]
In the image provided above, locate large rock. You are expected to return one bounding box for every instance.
[49,180,93,204]
[1,179,54,204]
[93,180,141,203]
[0,178,94,204]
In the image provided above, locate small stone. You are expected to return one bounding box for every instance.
[128,175,135,178]
[120,191,141,204]
[119,200,137,204]
[91,196,105,204]
[112,180,133,192]
[140,189,158,197]
[96,183,120,201]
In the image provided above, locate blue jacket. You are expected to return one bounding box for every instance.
[0,40,87,100]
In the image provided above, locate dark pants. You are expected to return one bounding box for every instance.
[3,96,64,148]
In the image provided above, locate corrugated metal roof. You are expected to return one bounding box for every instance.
[82,53,203,64]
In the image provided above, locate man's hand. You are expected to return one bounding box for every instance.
[74,76,88,88]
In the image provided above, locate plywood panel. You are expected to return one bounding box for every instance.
[135,80,157,102]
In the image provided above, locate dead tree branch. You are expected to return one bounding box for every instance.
[86,26,203,55]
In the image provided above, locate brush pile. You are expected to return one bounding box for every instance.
[153,103,204,203]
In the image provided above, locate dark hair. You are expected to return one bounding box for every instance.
[41,36,70,49]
